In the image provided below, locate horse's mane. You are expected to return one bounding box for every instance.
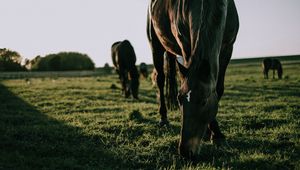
[184,1,228,88]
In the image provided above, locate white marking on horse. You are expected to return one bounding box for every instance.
[176,55,184,66]
[186,90,192,102]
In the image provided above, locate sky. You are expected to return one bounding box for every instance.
[1,0,300,67]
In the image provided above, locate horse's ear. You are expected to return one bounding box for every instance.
[176,59,188,77]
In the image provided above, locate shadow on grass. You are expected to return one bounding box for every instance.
[1,80,298,169]
[180,136,297,169]
[137,88,158,104]
[241,116,288,130]
[224,138,297,170]
[0,83,126,169]
[226,84,300,99]
[127,110,181,137]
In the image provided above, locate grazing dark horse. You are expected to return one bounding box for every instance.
[139,62,149,78]
[111,40,139,99]
[147,0,239,159]
[262,58,282,79]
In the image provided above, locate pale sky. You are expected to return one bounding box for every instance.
[1,0,300,67]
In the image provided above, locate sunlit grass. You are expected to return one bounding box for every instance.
[0,58,299,169]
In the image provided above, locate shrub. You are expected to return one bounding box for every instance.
[31,52,95,71]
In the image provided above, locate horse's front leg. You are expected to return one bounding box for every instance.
[208,45,233,144]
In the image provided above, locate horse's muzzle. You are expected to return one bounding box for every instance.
[178,137,202,161]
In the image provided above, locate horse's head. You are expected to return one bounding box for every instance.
[177,60,218,159]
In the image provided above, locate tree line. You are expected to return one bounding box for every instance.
[0,48,95,71]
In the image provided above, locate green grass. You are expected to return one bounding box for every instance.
[0,58,299,169]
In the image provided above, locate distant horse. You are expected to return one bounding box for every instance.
[262,58,282,79]
[111,40,139,99]
[139,62,149,78]
[147,0,239,159]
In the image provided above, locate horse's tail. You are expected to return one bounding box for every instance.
[129,65,140,99]
[165,52,178,110]
[277,63,283,79]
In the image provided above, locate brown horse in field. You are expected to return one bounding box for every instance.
[262,58,282,79]
[139,62,149,78]
[111,40,139,99]
[147,0,239,159]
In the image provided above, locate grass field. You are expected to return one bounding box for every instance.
[0,57,299,169]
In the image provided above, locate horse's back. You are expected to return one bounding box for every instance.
[263,58,281,70]
[272,59,282,69]
[263,58,271,68]
[111,40,137,69]
[149,0,239,64]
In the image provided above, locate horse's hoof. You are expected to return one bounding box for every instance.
[159,119,169,127]
[211,138,226,146]
[203,130,212,141]
[210,133,226,145]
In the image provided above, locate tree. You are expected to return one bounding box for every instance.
[30,52,95,71]
[0,48,26,71]
[103,63,112,73]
